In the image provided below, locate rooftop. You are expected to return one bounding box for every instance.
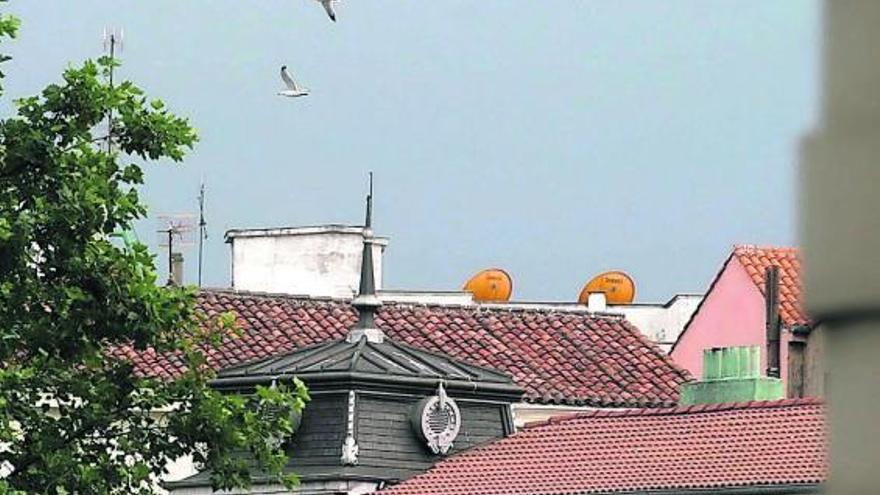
[113,289,691,407]
[224,224,389,243]
[381,398,827,495]
[733,245,808,326]
[211,335,521,398]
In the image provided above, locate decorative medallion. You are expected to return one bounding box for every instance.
[411,382,461,455]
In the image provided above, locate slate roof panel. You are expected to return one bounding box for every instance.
[215,337,515,385]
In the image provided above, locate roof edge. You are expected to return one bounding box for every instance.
[522,397,824,429]
[224,224,390,243]
[669,251,737,353]
[197,287,632,320]
[587,483,823,495]
[210,370,525,398]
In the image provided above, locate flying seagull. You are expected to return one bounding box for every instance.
[315,0,338,22]
[278,65,310,98]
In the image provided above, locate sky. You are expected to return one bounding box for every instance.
[4,1,820,302]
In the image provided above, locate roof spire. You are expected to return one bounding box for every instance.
[348,172,384,344]
[365,171,372,229]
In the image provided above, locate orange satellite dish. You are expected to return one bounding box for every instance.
[464,268,513,302]
[577,271,635,305]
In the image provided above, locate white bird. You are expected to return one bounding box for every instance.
[315,0,338,22]
[278,65,310,98]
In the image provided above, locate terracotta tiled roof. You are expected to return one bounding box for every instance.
[115,290,691,407]
[733,245,809,326]
[381,398,827,495]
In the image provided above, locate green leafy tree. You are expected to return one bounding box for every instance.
[0,6,308,494]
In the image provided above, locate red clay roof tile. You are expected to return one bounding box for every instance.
[382,398,826,495]
[114,289,690,407]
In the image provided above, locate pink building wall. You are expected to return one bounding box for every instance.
[671,257,792,385]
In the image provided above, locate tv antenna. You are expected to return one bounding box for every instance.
[157,214,195,285]
[102,26,124,153]
[197,181,208,287]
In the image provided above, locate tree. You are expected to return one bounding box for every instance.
[0,6,308,494]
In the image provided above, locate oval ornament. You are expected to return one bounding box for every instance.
[411,383,461,455]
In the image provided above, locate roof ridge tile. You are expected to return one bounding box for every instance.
[522,397,825,429]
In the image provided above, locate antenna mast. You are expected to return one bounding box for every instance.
[156,215,196,285]
[197,181,208,287]
[102,26,124,153]
[160,227,174,281]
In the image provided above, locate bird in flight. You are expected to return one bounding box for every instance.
[315,0,338,22]
[278,66,310,98]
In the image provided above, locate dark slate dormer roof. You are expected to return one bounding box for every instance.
[211,336,521,398]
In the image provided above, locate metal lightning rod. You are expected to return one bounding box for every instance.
[197,180,207,287]
[102,27,123,153]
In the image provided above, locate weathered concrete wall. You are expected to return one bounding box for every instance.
[803,325,826,398]
[227,226,387,299]
[800,3,880,491]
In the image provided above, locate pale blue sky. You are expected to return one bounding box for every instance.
[5,1,820,301]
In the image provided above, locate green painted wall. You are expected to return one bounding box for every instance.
[679,346,784,405]
[680,377,784,405]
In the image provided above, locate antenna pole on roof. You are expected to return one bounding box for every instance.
[156,214,195,286]
[348,172,383,344]
[102,26,123,154]
[157,227,174,284]
[197,180,207,287]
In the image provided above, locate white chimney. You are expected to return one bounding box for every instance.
[170,252,184,286]
[225,225,388,298]
[587,292,607,312]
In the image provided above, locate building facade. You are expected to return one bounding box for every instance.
[670,245,824,398]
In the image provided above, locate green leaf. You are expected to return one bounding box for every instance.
[0,10,306,493]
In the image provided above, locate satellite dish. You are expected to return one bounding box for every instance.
[463,268,513,302]
[578,271,635,305]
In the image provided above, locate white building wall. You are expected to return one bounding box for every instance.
[377,290,475,306]
[164,454,197,486]
[226,226,387,299]
[480,295,701,353]
[606,295,703,352]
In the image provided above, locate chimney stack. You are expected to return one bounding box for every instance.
[764,266,781,378]
[679,346,783,406]
[170,252,184,286]
[586,292,608,312]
